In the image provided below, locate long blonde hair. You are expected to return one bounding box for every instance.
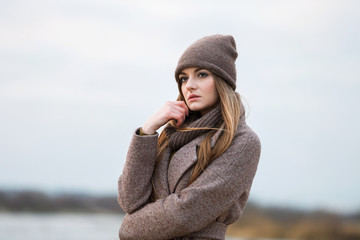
[152,75,244,200]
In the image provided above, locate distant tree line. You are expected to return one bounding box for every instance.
[0,189,124,213]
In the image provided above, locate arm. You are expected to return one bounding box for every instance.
[119,132,261,240]
[117,129,158,213]
[118,101,189,213]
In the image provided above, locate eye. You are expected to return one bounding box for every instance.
[179,76,188,83]
[198,72,208,78]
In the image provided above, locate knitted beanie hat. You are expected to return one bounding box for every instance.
[175,34,238,90]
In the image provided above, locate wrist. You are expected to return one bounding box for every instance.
[140,125,156,135]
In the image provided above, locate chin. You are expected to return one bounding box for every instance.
[187,104,203,112]
[190,107,209,114]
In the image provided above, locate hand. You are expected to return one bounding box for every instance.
[141,101,189,134]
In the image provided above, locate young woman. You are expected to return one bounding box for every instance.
[117,34,261,240]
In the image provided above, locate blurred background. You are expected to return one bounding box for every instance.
[1,0,359,239]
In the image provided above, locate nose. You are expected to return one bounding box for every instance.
[185,76,197,90]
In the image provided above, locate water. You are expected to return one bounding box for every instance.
[0,213,251,240]
[0,213,123,240]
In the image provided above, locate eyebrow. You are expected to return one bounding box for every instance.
[179,68,205,75]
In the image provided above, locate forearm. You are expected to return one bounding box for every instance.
[119,170,236,240]
[117,128,158,213]
[119,132,261,239]
[119,193,213,240]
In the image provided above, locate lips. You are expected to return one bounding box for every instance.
[188,94,200,101]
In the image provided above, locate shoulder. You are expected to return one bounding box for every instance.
[222,121,261,170]
[206,121,261,176]
[202,121,261,188]
[215,119,261,163]
[232,122,261,154]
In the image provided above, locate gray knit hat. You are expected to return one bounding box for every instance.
[175,34,238,90]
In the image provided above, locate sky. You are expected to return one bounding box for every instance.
[1,0,359,213]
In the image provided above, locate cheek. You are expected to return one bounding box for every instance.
[211,90,219,103]
[181,85,187,99]
[204,83,218,100]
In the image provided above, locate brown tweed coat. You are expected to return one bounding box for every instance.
[117,114,261,240]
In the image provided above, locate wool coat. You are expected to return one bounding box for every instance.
[117,113,261,240]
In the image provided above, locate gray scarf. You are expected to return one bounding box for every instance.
[164,105,223,151]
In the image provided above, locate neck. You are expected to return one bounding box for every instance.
[200,104,218,116]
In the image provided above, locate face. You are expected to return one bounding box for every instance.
[179,67,219,116]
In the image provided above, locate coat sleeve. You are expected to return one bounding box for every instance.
[119,131,261,240]
[117,128,159,214]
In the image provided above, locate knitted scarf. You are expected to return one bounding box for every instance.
[164,105,223,151]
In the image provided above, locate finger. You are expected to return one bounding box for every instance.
[169,105,187,118]
[168,112,184,127]
[165,101,188,120]
[176,101,189,116]
[169,110,186,126]
[170,106,187,120]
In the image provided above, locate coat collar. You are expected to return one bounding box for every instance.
[167,123,225,193]
[159,112,246,194]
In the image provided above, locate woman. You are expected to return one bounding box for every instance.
[117,34,261,240]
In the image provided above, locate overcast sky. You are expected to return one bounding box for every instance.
[1,0,359,213]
